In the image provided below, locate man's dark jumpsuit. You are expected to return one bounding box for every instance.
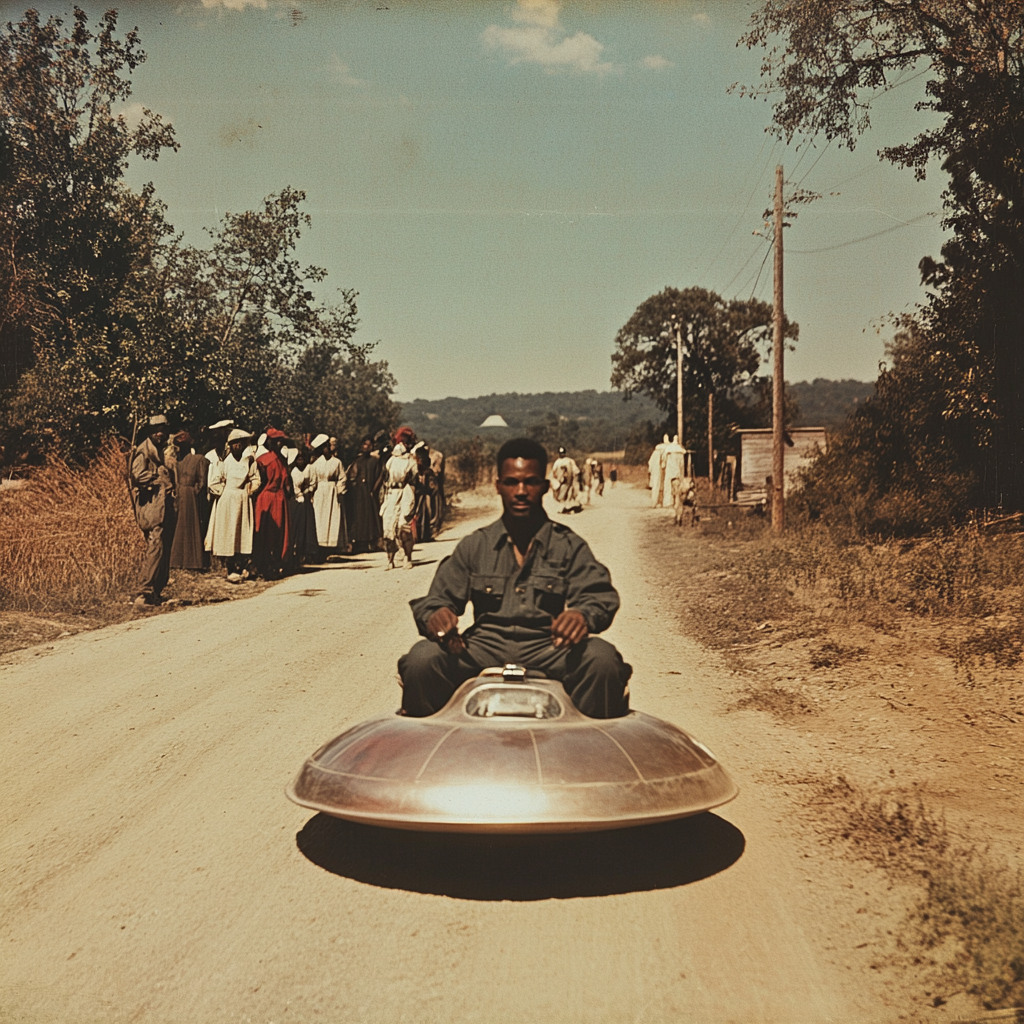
[399,515,631,717]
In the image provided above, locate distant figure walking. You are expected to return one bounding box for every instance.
[412,441,440,543]
[206,429,260,580]
[610,464,618,487]
[310,434,348,558]
[594,459,605,497]
[380,427,418,569]
[130,415,176,607]
[429,447,446,535]
[251,428,293,580]
[345,436,382,554]
[169,431,209,571]
[551,447,582,514]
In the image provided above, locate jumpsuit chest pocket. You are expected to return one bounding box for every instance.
[531,574,568,617]
[469,574,506,615]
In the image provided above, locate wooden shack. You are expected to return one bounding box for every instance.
[734,427,826,504]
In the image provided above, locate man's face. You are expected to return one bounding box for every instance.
[361,439,372,454]
[152,428,169,447]
[496,457,548,518]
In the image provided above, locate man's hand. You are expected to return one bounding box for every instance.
[426,608,465,655]
[551,609,588,649]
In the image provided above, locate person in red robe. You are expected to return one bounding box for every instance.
[251,427,294,580]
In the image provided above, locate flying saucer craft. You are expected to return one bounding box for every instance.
[288,666,738,833]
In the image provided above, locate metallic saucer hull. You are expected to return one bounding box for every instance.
[288,674,738,834]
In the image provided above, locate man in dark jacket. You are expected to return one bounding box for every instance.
[130,414,176,607]
[398,437,631,718]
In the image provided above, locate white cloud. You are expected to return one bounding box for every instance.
[642,55,673,71]
[201,0,268,9]
[116,101,147,128]
[482,0,614,75]
[692,12,711,27]
[328,55,367,88]
[511,0,560,29]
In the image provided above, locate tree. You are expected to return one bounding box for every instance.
[0,7,177,453]
[738,0,1024,508]
[0,11,399,462]
[610,286,797,472]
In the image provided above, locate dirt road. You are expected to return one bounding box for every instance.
[2,484,918,1023]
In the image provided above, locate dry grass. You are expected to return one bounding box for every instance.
[683,514,1024,680]
[806,775,1024,1010]
[0,443,144,614]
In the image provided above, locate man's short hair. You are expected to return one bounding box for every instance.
[496,437,548,473]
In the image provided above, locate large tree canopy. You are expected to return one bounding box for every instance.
[0,8,398,460]
[611,286,797,470]
[739,0,1024,512]
[0,7,176,395]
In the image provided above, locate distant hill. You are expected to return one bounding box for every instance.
[399,390,663,452]
[399,380,874,452]
[789,379,875,432]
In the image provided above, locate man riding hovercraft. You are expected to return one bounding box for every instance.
[398,437,631,719]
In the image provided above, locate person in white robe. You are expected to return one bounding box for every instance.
[205,428,260,580]
[661,435,687,508]
[380,423,419,569]
[648,436,669,507]
[550,447,582,514]
[203,419,233,554]
[380,435,418,569]
[288,448,319,563]
[309,434,348,556]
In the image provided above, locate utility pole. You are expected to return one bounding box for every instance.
[672,315,684,446]
[772,164,785,532]
[707,391,714,486]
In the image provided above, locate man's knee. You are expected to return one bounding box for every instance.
[565,637,631,718]
[578,636,629,679]
[398,639,445,682]
[398,640,473,717]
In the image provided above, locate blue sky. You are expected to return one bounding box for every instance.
[6,0,949,401]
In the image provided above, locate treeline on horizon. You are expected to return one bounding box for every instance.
[402,379,874,458]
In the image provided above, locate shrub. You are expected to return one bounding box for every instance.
[0,442,143,613]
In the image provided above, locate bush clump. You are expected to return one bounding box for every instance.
[0,443,143,613]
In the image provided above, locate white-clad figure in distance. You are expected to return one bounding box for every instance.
[551,446,582,514]
[380,427,419,569]
[309,434,348,559]
[648,435,670,507]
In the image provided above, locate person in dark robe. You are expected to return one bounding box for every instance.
[251,427,293,580]
[411,442,439,543]
[345,435,382,553]
[371,429,392,503]
[169,431,210,571]
[429,447,446,536]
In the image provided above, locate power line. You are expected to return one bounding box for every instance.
[721,236,767,296]
[747,240,774,301]
[702,136,783,286]
[788,211,936,253]
[795,137,834,188]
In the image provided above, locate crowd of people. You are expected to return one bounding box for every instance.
[128,416,446,607]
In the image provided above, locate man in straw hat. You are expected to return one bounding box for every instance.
[206,428,260,581]
[130,415,176,607]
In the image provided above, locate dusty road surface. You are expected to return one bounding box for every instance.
[3,484,921,1024]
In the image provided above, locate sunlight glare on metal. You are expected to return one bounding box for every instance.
[423,784,551,821]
